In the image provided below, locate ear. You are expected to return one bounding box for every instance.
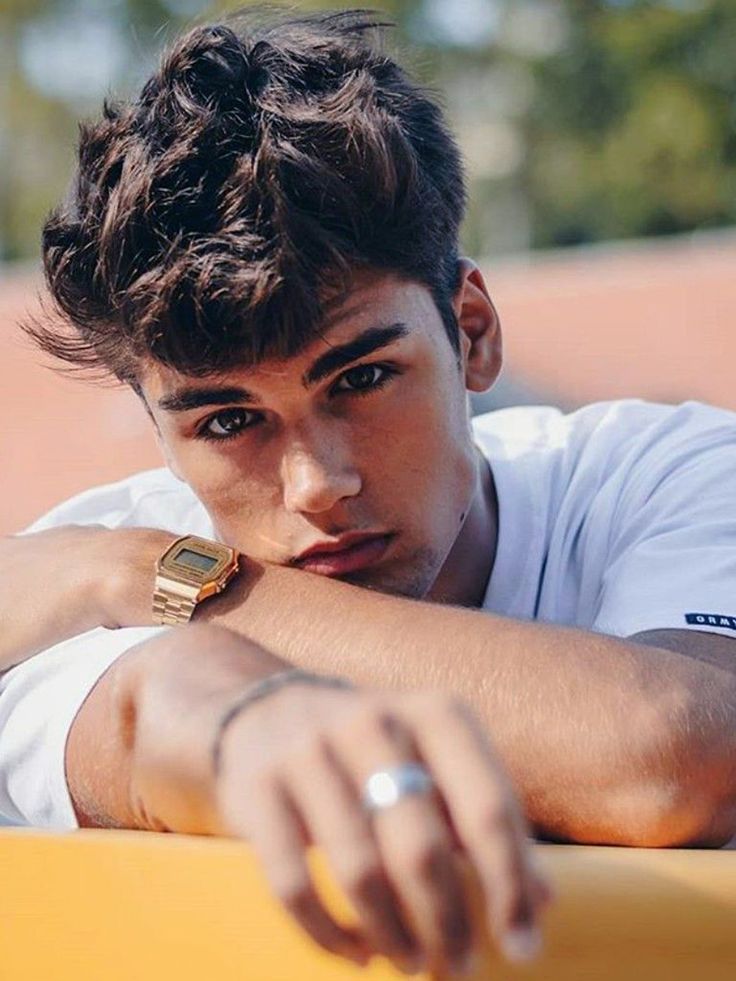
[451,258,503,393]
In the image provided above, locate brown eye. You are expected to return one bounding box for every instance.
[201,408,256,440]
[334,364,387,392]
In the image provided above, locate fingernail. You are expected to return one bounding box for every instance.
[350,951,372,967]
[396,953,425,975]
[453,950,481,976]
[501,925,542,963]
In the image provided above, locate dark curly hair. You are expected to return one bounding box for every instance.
[27,8,467,387]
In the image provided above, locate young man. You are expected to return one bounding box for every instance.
[2,6,735,971]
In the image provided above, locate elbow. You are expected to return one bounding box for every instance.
[622,674,736,847]
[652,767,736,848]
[602,778,736,849]
[602,713,736,848]
[540,673,736,848]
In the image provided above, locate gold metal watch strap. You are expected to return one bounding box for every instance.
[152,587,198,626]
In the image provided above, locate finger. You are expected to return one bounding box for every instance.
[407,697,549,964]
[287,744,421,971]
[223,776,369,965]
[337,708,474,976]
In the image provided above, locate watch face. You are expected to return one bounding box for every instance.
[160,536,234,582]
[175,548,220,573]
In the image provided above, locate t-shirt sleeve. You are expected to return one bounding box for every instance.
[0,625,169,827]
[0,468,186,827]
[592,418,736,640]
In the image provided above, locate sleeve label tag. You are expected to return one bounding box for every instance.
[685,613,736,631]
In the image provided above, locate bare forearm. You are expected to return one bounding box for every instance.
[77,526,734,844]
[201,563,731,845]
[66,619,550,971]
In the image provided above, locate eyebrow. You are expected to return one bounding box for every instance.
[303,322,408,387]
[157,322,409,413]
[157,385,259,413]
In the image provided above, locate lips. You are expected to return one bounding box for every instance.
[293,533,394,576]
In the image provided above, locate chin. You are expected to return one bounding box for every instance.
[340,547,440,600]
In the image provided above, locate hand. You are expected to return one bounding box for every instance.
[0,525,115,670]
[0,524,178,670]
[214,681,551,976]
[95,525,180,630]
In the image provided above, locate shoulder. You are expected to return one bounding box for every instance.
[473,399,736,471]
[22,468,205,535]
[474,399,736,551]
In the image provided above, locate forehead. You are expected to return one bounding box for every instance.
[140,272,443,397]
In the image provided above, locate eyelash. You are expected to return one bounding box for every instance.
[195,363,400,443]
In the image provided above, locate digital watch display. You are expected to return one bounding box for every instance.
[153,535,240,625]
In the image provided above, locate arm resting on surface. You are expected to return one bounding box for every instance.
[65,622,552,973]
[14,524,736,848]
[194,561,736,848]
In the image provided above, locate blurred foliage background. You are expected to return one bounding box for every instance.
[1,0,735,264]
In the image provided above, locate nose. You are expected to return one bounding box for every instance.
[281,431,362,515]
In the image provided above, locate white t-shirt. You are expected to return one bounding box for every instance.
[2,399,736,830]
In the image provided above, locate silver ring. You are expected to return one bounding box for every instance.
[362,762,434,814]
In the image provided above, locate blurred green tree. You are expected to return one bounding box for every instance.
[1,0,735,262]
[529,0,736,246]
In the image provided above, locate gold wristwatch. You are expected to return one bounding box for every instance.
[153,535,240,625]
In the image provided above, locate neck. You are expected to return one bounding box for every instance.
[426,445,498,608]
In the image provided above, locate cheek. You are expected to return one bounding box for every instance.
[172,443,275,527]
[377,389,475,522]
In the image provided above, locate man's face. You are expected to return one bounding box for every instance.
[140,270,495,600]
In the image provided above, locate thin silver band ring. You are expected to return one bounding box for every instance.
[362,762,435,814]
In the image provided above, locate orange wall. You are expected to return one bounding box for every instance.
[0,277,161,534]
[492,235,736,411]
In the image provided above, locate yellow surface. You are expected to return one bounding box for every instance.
[1,829,735,980]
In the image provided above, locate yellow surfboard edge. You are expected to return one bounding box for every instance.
[1,829,734,980]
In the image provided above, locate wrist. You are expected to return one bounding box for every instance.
[99,527,180,630]
[212,670,354,774]
[128,624,290,834]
